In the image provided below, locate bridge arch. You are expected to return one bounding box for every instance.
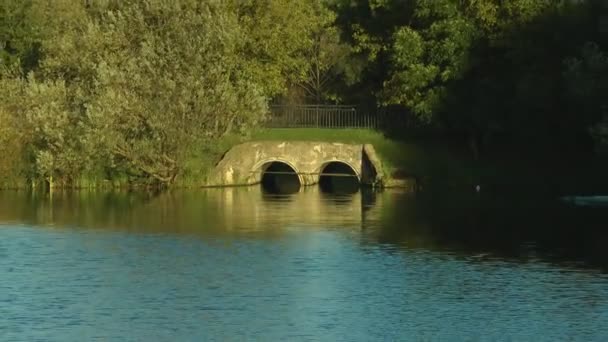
[316,160,361,182]
[210,142,383,187]
[254,159,303,194]
[318,161,360,194]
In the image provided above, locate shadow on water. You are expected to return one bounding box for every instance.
[0,186,607,271]
[371,189,608,271]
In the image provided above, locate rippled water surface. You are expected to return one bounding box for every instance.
[1,188,608,341]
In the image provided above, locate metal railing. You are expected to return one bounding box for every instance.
[265,104,416,132]
[267,105,379,129]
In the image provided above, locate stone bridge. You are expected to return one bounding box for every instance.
[209,141,384,187]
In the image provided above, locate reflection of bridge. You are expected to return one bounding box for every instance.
[209,141,384,189]
[0,187,385,237]
[215,187,378,231]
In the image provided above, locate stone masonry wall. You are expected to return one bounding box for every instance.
[209,141,382,187]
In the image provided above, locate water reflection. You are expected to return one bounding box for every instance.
[372,190,608,271]
[0,188,377,236]
[0,188,606,270]
[1,188,608,340]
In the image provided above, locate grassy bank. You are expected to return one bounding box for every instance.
[3,127,607,194]
[248,128,477,188]
[248,128,608,195]
[251,128,403,173]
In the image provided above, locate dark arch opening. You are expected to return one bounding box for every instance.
[261,162,301,194]
[319,162,359,194]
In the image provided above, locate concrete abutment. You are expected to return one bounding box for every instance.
[209,141,384,189]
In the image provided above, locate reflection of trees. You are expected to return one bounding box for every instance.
[0,188,376,239]
[0,190,160,229]
[2,188,606,270]
[366,190,608,271]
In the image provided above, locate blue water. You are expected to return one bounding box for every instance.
[1,189,607,341]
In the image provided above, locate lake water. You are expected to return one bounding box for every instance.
[1,187,607,341]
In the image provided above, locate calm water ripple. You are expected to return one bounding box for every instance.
[0,188,607,341]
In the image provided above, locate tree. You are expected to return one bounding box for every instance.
[0,0,343,187]
[372,0,598,157]
[329,0,416,106]
[293,3,353,103]
[0,0,39,72]
[0,75,25,187]
[39,1,268,184]
[237,0,333,98]
[564,42,608,155]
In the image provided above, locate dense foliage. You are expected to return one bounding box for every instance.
[330,0,608,158]
[0,0,332,187]
[1,0,607,188]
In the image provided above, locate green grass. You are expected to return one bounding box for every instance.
[250,128,403,174]
[248,128,480,186]
[6,127,602,193]
[248,128,607,193]
[0,127,480,190]
[250,128,384,143]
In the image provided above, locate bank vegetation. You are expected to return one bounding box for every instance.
[1,0,607,190]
